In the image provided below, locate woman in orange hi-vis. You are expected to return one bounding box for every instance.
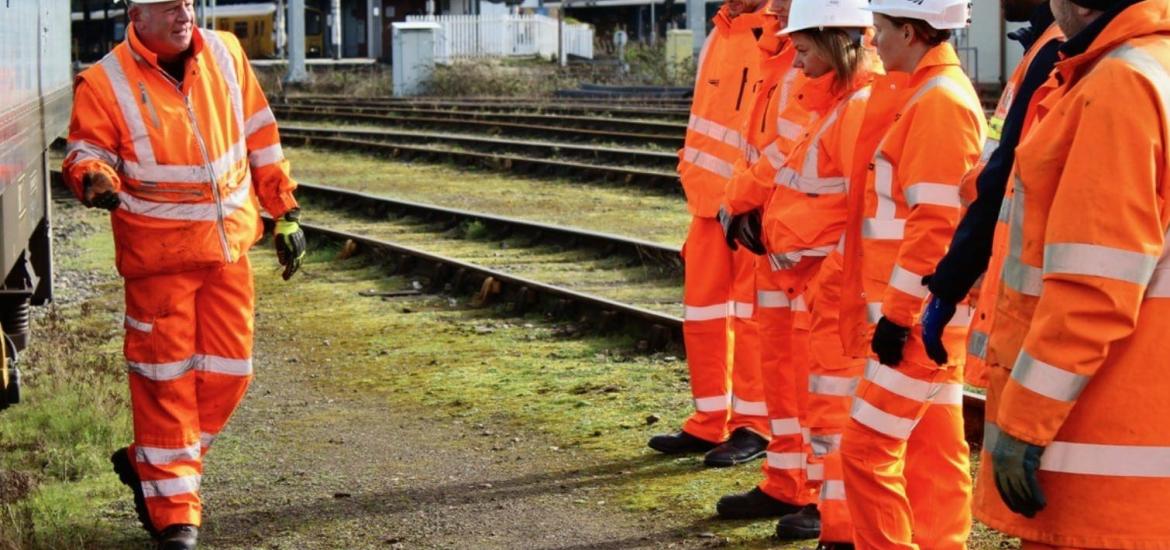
[61,1,302,548]
[715,3,878,544]
[649,0,773,466]
[835,0,986,548]
[977,1,1170,548]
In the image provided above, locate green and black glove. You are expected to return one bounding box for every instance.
[274,208,306,281]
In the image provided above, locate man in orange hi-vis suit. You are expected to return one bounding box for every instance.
[62,1,303,548]
[978,0,1170,548]
[649,0,772,467]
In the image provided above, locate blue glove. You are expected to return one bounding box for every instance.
[920,296,956,365]
[991,429,1047,518]
[871,316,910,367]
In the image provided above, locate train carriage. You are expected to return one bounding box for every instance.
[1,0,70,409]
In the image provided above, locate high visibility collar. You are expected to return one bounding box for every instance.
[1054,0,1170,81]
[127,23,205,72]
[757,16,786,55]
[715,5,768,33]
[908,42,962,86]
[798,65,877,114]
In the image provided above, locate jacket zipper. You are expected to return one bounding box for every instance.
[185,95,233,262]
[138,82,162,129]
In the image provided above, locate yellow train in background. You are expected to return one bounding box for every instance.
[72,2,324,62]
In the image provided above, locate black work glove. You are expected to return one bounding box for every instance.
[734,209,766,255]
[716,206,739,251]
[871,316,911,367]
[274,208,306,281]
[82,171,121,211]
[991,429,1047,518]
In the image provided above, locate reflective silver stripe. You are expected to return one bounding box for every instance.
[732,396,768,416]
[757,291,792,309]
[245,107,276,137]
[100,51,156,165]
[122,139,247,184]
[771,417,802,436]
[124,315,153,333]
[135,442,200,465]
[1044,243,1158,285]
[968,329,989,360]
[872,154,897,219]
[681,146,735,179]
[687,114,751,152]
[985,423,1170,478]
[684,302,731,321]
[777,117,803,141]
[763,142,788,169]
[866,302,882,325]
[202,31,246,132]
[821,480,846,501]
[141,475,201,498]
[998,194,1012,223]
[862,218,906,240]
[888,265,928,299]
[904,183,961,209]
[948,303,974,328]
[694,394,730,412]
[981,138,1000,163]
[1011,350,1089,402]
[128,357,195,381]
[809,374,858,397]
[733,301,754,319]
[1001,175,1043,296]
[811,433,842,456]
[865,359,963,405]
[792,294,808,313]
[1145,227,1170,298]
[66,139,120,167]
[118,174,252,221]
[249,143,285,168]
[199,432,218,449]
[907,75,985,126]
[767,246,835,272]
[807,463,825,481]
[851,397,915,440]
[766,451,804,469]
[1108,45,1170,135]
[195,354,253,377]
[775,167,847,195]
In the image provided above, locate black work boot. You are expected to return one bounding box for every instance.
[647,430,720,454]
[157,524,198,550]
[716,487,804,519]
[703,427,767,467]
[111,447,157,537]
[776,504,821,540]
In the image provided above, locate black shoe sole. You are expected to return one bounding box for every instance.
[775,524,822,541]
[716,504,794,520]
[111,448,158,537]
[647,436,718,455]
[703,448,767,468]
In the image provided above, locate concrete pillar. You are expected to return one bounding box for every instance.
[285,0,309,83]
[686,0,705,56]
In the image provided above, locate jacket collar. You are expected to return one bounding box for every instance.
[908,42,962,86]
[1054,0,1170,83]
[127,23,204,70]
[715,5,767,33]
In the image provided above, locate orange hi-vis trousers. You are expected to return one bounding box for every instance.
[123,255,256,529]
[840,345,971,550]
[804,253,864,544]
[755,256,819,505]
[682,216,769,443]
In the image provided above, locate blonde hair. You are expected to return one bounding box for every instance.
[795,28,873,95]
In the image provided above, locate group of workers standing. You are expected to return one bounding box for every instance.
[652,0,1170,548]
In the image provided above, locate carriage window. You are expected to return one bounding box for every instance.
[234,21,248,38]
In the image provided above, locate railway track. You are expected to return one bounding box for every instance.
[279,125,681,193]
[279,95,691,121]
[289,181,986,446]
[271,104,686,149]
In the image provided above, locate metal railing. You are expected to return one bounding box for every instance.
[405,14,594,63]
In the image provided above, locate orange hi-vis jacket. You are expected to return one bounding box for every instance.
[679,7,769,219]
[961,23,1064,388]
[63,26,297,279]
[762,70,873,271]
[976,3,1170,546]
[722,28,813,216]
[840,43,986,362]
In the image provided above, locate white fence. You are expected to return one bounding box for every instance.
[405,14,593,63]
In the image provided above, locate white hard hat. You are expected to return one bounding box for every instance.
[780,0,873,35]
[863,0,971,30]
